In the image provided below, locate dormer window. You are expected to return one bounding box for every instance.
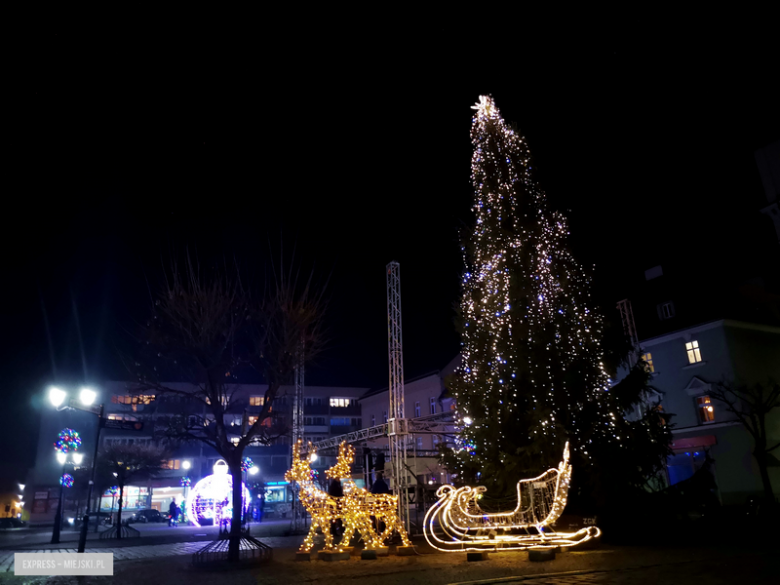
[657,301,675,320]
[696,395,715,423]
[686,340,702,364]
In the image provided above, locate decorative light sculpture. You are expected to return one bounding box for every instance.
[423,442,600,551]
[60,474,74,488]
[185,459,250,528]
[240,457,254,473]
[54,429,82,454]
[285,439,411,553]
[180,476,192,488]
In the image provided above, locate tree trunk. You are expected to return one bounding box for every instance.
[116,485,124,540]
[228,461,243,562]
[754,450,776,504]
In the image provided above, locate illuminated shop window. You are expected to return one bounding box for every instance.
[641,353,654,373]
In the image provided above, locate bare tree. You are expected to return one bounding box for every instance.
[98,443,171,537]
[709,379,780,503]
[126,253,326,561]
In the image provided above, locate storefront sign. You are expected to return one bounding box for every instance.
[102,419,145,431]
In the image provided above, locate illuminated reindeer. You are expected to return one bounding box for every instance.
[325,442,411,549]
[285,439,356,553]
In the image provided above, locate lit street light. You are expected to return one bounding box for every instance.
[51,447,81,545]
[182,460,191,470]
[48,386,104,553]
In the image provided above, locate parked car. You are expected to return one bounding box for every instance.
[128,509,164,523]
[0,518,27,530]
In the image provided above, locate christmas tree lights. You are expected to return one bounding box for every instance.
[447,96,619,491]
[241,457,254,473]
[60,474,74,488]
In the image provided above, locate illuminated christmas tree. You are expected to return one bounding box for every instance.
[446,96,623,496]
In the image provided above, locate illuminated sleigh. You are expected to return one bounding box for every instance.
[424,442,600,551]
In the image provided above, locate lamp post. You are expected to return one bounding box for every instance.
[51,450,83,544]
[48,386,103,553]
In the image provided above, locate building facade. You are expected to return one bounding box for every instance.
[25,381,367,525]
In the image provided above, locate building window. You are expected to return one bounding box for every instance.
[686,340,702,364]
[371,414,376,426]
[697,396,715,423]
[330,398,354,408]
[433,435,441,447]
[657,301,675,320]
[430,397,436,415]
[112,395,155,405]
[107,414,138,421]
[414,401,421,417]
[331,417,350,426]
[641,353,654,373]
[383,410,388,423]
[416,437,423,450]
[248,396,263,406]
[164,459,181,470]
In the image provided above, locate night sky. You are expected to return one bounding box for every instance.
[2,32,778,475]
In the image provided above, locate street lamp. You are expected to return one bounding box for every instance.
[182,460,191,470]
[51,447,80,545]
[48,386,104,553]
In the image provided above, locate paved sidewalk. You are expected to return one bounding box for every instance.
[0,536,297,573]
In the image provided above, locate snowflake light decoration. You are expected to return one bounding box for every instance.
[54,429,82,453]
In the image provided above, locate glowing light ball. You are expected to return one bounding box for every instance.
[186,459,250,527]
[54,429,82,453]
[180,476,192,488]
[60,474,74,488]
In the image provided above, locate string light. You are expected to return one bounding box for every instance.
[185,460,250,528]
[285,440,411,553]
[180,476,192,488]
[54,429,82,454]
[60,474,74,488]
[241,457,254,473]
[424,442,600,551]
[449,95,619,485]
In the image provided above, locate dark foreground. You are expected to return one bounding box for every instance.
[1,538,777,585]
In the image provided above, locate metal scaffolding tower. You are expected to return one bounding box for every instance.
[386,261,410,533]
[290,343,306,532]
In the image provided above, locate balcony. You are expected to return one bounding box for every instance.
[330,404,361,416]
[304,404,329,415]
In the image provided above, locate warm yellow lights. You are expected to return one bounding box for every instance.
[423,442,600,552]
[286,440,411,553]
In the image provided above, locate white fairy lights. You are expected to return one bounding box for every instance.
[451,96,619,480]
[424,442,600,551]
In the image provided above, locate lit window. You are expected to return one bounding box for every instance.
[416,437,423,449]
[414,402,421,417]
[641,353,654,373]
[430,397,436,415]
[330,398,352,408]
[686,340,702,364]
[249,396,264,406]
[433,435,441,447]
[697,396,715,423]
[165,459,181,470]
